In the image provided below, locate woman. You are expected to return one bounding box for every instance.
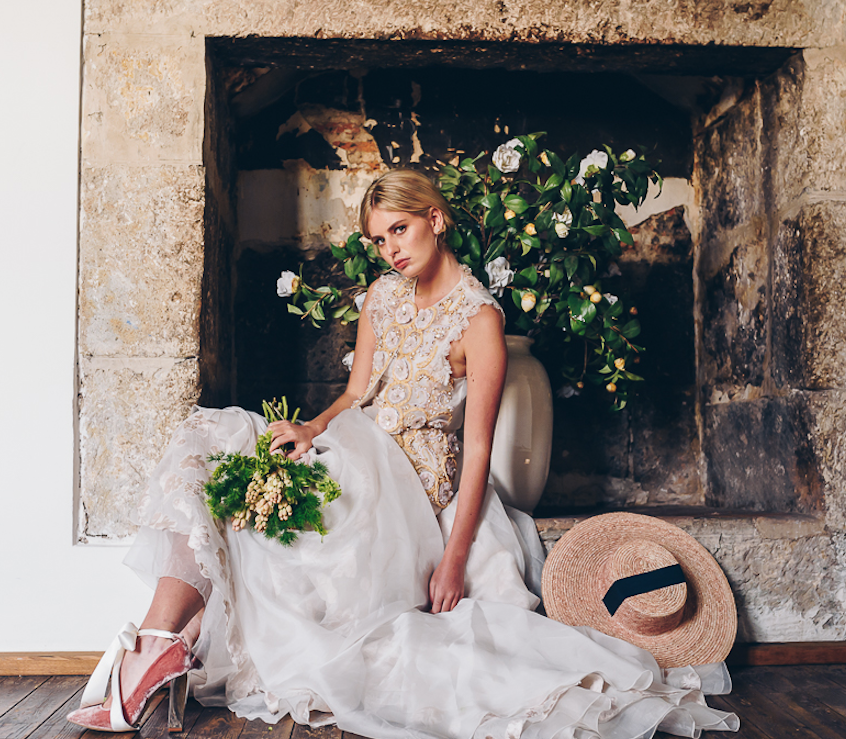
[68,170,737,738]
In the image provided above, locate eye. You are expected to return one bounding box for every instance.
[372,236,384,246]
[394,225,407,235]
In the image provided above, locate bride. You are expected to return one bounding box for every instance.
[68,169,739,738]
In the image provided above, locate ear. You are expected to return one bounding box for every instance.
[430,207,446,235]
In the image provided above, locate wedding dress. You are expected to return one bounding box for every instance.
[125,267,739,739]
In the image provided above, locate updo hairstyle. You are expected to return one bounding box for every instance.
[360,169,456,248]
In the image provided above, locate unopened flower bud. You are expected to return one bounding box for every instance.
[521,292,537,312]
[505,209,516,220]
[614,358,626,370]
[524,223,537,236]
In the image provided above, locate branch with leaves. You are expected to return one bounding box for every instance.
[276,135,661,411]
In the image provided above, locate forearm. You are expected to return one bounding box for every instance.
[441,445,491,567]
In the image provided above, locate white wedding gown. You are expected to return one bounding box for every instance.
[125,269,739,739]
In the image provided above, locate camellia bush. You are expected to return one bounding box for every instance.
[278,133,662,411]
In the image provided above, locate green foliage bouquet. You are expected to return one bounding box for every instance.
[277,134,661,411]
[205,398,342,546]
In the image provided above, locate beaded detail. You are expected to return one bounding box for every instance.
[353,266,503,508]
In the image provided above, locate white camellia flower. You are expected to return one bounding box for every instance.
[520,292,537,312]
[603,293,619,305]
[276,270,300,297]
[485,256,515,297]
[552,207,573,239]
[575,149,609,186]
[492,138,523,173]
[620,148,637,162]
[354,291,367,311]
[342,350,355,372]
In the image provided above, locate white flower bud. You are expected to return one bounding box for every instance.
[276,271,300,298]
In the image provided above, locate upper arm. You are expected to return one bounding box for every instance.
[344,287,379,398]
[462,304,507,453]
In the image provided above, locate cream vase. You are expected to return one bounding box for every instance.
[489,335,553,514]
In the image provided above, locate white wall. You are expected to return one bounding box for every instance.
[0,2,152,651]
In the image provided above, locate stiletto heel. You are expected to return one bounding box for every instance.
[66,622,199,733]
[168,671,189,732]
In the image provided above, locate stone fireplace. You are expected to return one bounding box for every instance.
[78,1,846,642]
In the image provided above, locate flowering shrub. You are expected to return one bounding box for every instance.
[280,134,661,411]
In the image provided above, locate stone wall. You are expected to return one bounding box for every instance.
[77,0,846,640]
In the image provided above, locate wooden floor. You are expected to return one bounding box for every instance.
[3,664,846,739]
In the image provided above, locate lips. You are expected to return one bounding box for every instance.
[394,257,410,270]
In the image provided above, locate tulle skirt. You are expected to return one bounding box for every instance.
[125,406,739,739]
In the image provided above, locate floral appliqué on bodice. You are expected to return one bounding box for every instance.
[352,266,504,509]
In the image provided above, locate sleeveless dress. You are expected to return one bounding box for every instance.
[124,267,739,739]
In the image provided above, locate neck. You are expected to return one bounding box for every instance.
[414,251,462,308]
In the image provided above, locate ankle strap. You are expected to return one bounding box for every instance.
[80,622,182,713]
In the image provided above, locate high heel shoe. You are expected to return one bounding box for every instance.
[66,622,200,733]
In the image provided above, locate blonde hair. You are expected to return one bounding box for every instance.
[360,169,456,247]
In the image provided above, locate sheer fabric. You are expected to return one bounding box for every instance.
[124,269,739,739]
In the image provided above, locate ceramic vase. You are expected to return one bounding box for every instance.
[489,335,553,514]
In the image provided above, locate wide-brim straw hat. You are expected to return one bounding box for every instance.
[541,512,736,668]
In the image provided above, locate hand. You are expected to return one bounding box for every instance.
[428,555,466,614]
[267,420,317,460]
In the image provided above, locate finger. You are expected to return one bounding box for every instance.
[288,440,312,461]
[430,598,443,614]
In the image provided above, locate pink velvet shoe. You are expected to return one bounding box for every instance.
[66,623,199,733]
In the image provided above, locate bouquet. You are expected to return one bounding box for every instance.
[204,398,342,546]
[277,134,661,411]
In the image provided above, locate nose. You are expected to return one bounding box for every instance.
[383,236,400,257]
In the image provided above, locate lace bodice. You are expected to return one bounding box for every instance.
[353,265,503,508]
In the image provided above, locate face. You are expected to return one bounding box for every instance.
[367,207,445,279]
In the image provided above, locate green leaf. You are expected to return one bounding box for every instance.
[481,193,500,210]
[467,233,482,262]
[621,319,641,338]
[518,266,539,286]
[614,227,634,246]
[312,302,325,322]
[582,224,608,236]
[332,304,349,318]
[287,304,304,316]
[560,180,573,202]
[503,194,529,214]
[483,238,507,263]
[548,262,564,288]
[446,229,464,250]
[544,173,564,191]
[330,244,348,260]
[488,164,502,183]
[511,289,525,310]
[564,255,579,280]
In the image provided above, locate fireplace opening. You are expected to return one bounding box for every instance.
[202,39,820,517]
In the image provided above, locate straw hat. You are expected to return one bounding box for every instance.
[541,512,736,668]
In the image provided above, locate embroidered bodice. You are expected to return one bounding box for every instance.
[352,266,504,508]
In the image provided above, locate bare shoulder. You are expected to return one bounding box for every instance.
[464,303,506,342]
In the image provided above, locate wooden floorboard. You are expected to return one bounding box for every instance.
[4,666,846,738]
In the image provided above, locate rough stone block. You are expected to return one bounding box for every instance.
[700,234,769,402]
[772,201,846,390]
[806,390,846,531]
[696,86,765,241]
[79,164,205,358]
[78,357,200,540]
[81,33,204,164]
[703,394,824,514]
[763,48,846,212]
[201,0,843,47]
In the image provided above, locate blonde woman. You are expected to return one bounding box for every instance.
[68,170,737,739]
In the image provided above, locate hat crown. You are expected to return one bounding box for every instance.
[604,539,687,636]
